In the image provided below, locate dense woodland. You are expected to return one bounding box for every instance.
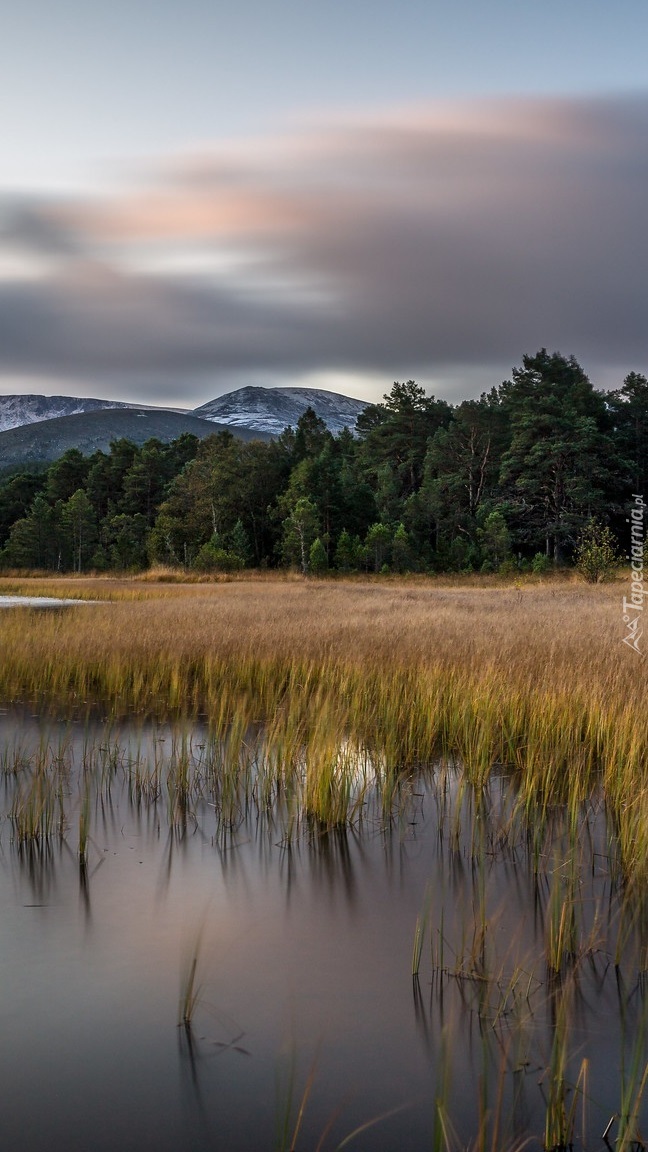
[0,350,646,575]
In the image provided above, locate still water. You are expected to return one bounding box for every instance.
[0,596,94,608]
[0,708,645,1151]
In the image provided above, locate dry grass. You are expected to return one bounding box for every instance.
[1,573,646,880]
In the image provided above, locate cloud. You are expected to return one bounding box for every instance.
[1,200,81,257]
[1,95,647,400]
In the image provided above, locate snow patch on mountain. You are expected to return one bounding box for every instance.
[193,386,367,435]
[0,395,131,433]
[0,386,368,440]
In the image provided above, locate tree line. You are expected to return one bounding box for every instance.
[0,350,646,575]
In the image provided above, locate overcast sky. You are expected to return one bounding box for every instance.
[1,0,647,407]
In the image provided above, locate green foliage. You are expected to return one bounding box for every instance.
[194,534,244,572]
[477,509,511,570]
[150,434,288,567]
[357,381,451,521]
[499,350,618,561]
[193,521,252,572]
[45,449,90,504]
[99,513,149,571]
[391,522,411,573]
[334,528,356,572]
[293,406,330,461]
[2,495,60,570]
[61,489,97,573]
[532,552,552,574]
[0,353,643,576]
[365,522,391,572]
[228,520,253,567]
[420,393,506,561]
[607,371,648,501]
[0,473,46,548]
[281,497,319,573]
[309,537,328,574]
[498,557,519,577]
[575,518,619,582]
[120,440,168,524]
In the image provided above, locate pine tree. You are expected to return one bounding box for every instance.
[391,523,411,573]
[365,522,391,572]
[61,489,98,573]
[334,528,356,572]
[499,351,618,561]
[309,537,328,574]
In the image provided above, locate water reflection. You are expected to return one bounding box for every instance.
[15,836,60,906]
[0,595,96,608]
[0,707,646,1151]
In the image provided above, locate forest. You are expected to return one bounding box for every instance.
[0,350,646,575]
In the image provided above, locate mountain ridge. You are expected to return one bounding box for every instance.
[193,385,367,435]
[0,385,368,441]
[0,408,269,472]
[0,394,134,434]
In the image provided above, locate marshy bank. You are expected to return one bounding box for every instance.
[1,575,647,1149]
[0,576,645,881]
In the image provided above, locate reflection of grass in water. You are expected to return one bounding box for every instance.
[614,977,648,1152]
[2,578,648,1146]
[412,883,432,977]
[179,921,207,1031]
[2,724,648,1149]
[546,849,578,975]
[275,1045,410,1152]
[179,952,200,1030]
[431,1024,535,1152]
[275,1048,318,1152]
[78,780,90,864]
[10,767,58,843]
[413,776,648,1151]
[541,977,587,1152]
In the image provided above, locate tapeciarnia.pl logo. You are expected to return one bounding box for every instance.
[622,493,645,656]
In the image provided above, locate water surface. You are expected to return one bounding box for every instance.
[0,709,645,1151]
[0,595,95,608]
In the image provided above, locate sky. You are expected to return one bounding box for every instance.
[1,0,648,408]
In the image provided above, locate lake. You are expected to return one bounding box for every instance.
[0,705,645,1151]
[0,596,94,608]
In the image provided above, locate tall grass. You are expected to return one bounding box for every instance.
[0,576,646,879]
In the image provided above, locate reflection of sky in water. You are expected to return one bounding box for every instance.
[0,596,95,607]
[0,709,645,1151]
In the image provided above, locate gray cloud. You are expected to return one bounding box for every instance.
[0,199,81,257]
[1,95,648,400]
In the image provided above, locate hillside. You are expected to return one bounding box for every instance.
[0,407,269,471]
[193,386,367,435]
[0,394,133,433]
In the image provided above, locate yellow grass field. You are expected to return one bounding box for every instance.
[1,572,646,881]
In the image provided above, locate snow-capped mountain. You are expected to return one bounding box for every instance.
[0,386,368,438]
[0,394,132,433]
[193,386,367,436]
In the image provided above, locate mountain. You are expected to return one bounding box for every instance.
[0,385,367,469]
[193,386,367,435]
[0,408,269,472]
[0,394,134,433]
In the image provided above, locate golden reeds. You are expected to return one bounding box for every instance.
[0,575,646,879]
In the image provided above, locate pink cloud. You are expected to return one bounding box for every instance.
[1,95,647,395]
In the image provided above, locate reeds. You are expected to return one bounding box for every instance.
[412,883,432,977]
[179,922,206,1030]
[1,575,646,867]
[3,574,648,1149]
[1,702,647,1145]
